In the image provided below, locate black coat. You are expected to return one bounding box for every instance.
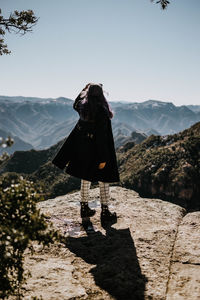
[52,99,120,183]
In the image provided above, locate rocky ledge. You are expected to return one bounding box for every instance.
[21,186,200,300]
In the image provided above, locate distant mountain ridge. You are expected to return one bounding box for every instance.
[186,105,200,113]
[1,121,200,210]
[0,95,199,151]
[0,129,33,155]
[0,96,76,149]
[113,100,200,135]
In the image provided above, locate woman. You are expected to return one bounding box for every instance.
[52,83,120,223]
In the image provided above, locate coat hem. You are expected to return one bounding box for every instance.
[65,169,120,183]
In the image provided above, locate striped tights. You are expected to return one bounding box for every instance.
[80,179,110,205]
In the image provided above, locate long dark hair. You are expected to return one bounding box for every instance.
[79,83,114,121]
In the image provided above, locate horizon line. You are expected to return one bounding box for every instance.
[0,94,199,107]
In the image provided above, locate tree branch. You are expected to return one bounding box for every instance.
[151,0,171,9]
[0,9,38,55]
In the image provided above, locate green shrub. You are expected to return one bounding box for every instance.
[0,176,61,299]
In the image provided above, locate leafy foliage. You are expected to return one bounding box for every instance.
[151,0,170,9]
[0,8,38,55]
[0,136,14,165]
[0,140,61,299]
[0,176,61,299]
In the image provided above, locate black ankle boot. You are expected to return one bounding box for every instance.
[80,202,96,218]
[101,204,117,222]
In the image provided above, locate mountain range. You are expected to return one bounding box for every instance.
[0,129,33,155]
[1,121,200,210]
[118,121,200,210]
[0,95,199,152]
[0,96,76,151]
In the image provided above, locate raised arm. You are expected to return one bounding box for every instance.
[73,93,82,112]
[73,83,91,112]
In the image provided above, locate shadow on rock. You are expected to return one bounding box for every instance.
[65,224,148,300]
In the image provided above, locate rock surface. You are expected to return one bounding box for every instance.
[166,212,200,300]
[20,186,200,300]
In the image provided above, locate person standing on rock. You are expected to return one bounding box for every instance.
[52,83,120,224]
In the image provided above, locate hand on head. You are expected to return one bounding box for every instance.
[83,83,103,92]
[82,83,92,91]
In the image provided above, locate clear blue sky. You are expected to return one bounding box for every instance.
[0,0,200,105]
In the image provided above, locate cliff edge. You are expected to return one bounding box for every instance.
[21,186,200,300]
